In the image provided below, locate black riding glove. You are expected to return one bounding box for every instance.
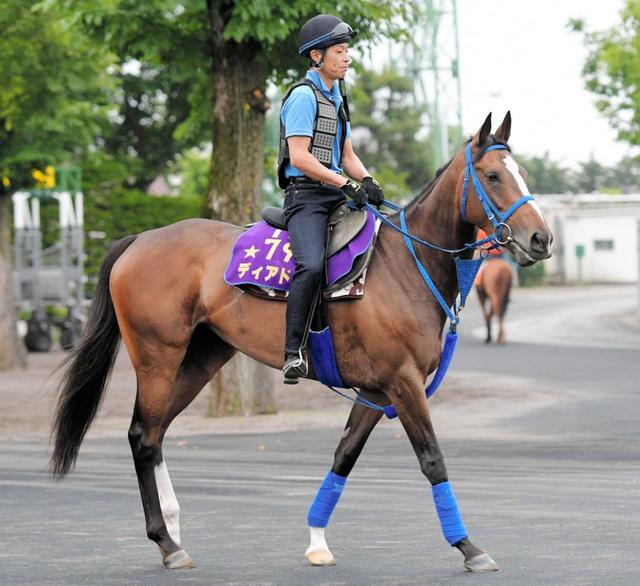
[362,176,384,207]
[340,180,368,208]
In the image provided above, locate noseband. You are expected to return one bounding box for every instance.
[461,142,535,244]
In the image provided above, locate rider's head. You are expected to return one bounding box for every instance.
[298,15,358,78]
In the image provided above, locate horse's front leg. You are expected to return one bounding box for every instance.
[305,398,384,566]
[391,377,499,573]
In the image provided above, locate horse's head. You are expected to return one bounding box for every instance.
[458,112,553,266]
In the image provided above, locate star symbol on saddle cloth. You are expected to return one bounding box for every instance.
[243,245,260,258]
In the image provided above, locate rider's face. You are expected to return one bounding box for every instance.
[313,43,350,79]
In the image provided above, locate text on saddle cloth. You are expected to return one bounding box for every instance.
[224,210,376,292]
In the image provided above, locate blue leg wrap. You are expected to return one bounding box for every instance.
[307,470,347,528]
[432,481,468,545]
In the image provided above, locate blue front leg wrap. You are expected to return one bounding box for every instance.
[307,470,347,528]
[432,481,468,545]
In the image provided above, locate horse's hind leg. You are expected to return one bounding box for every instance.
[305,399,384,566]
[476,286,492,343]
[496,315,506,345]
[128,328,236,569]
[496,285,510,345]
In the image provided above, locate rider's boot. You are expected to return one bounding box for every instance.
[283,350,308,385]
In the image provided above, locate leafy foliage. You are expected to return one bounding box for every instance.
[571,1,640,146]
[349,67,435,199]
[515,153,575,194]
[0,0,116,187]
[48,0,415,183]
[516,152,640,194]
[517,262,546,287]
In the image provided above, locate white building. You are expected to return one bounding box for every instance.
[537,194,640,284]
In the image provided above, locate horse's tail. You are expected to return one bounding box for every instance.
[50,235,137,479]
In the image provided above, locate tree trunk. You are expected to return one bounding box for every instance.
[205,28,276,416]
[0,193,26,370]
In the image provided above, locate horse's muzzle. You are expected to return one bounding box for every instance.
[529,230,552,258]
[508,228,553,266]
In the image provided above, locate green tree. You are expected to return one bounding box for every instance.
[515,153,574,194]
[46,2,212,191]
[608,155,640,192]
[518,151,640,194]
[574,155,610,193]
[349,67,435,199]
[0,0,114,369]
[571,2,640,146]
[175,149,211,200]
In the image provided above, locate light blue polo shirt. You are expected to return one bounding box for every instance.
[280,69,352,178]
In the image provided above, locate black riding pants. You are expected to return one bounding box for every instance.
[282,183,346,356]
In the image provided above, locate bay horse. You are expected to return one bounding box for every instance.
[476,256,514,344]
[50,112,552,573]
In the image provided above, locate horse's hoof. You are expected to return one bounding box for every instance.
[305,548,336,566]
[163,549,195,569]
[464,552,499,572]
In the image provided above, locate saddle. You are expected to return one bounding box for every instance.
[261,203,368,257]
[224,203,379,301]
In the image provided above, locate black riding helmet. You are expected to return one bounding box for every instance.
[298,14,358,57]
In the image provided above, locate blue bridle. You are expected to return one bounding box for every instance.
[353,142,539,418]
[461,142,535,244]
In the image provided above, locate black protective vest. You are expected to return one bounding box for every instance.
[277,79,348,189]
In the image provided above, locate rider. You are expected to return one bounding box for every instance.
[278,14,384,384]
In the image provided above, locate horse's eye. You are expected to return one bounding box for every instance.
[486,172,499,183]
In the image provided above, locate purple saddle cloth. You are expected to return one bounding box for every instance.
[224,210,376,291]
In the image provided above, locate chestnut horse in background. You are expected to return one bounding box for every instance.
[476,257,514,344]
[50,112,552,574]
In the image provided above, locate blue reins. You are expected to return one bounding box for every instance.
[365,142,535,325]
[345,142,538,418]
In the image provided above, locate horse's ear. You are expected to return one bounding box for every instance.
[495,111,511,142]
[474,113,492,147]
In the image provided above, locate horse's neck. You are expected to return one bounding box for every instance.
[400,160,474,308]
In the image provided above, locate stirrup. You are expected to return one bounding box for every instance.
[283,351,308,385]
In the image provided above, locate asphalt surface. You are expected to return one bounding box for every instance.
[1,285,639,585]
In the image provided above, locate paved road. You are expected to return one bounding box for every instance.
[1,286,639,585]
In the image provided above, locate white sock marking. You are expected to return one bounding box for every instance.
[306,526,330,554]
[154,460,181,545]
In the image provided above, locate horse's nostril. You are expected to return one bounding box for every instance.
[530,232,549,252]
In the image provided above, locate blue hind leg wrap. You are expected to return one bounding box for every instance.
[432,481,468,545]
[307,470,347,528]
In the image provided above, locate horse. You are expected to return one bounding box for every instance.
[50,111,552,573]
[475,256,514,344]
